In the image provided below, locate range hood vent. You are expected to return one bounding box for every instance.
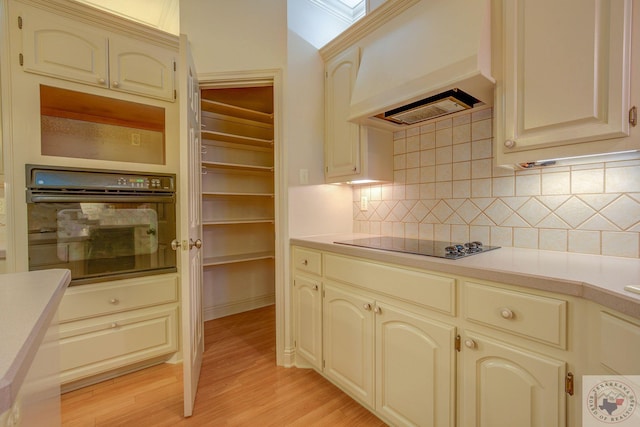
[375,89,481,125]
[348,0,494,129]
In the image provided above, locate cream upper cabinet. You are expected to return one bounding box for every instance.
[20,6,175,101]
[21,8,108,87]
[324,46,393,184]
[325,46,361,181]
[494,0,637,166]
[459,331,566,427]
[108,35,175,101]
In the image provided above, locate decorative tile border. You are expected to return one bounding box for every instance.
[353,108,640,258]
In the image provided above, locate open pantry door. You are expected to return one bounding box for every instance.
[178,34,204,417]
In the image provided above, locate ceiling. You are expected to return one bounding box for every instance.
[73,0,366,35]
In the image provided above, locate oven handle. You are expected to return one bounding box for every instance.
[27,194,175,203]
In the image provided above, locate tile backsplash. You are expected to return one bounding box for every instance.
[352,108,640,258]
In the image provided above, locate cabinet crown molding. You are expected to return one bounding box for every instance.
[319,0,420,61]
[14,0,179,49]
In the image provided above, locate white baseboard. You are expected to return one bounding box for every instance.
[203,293,275,321]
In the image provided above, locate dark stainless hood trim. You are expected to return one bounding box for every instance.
[375,88,482,125]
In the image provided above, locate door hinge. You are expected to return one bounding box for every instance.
[322,360,326,368]
[18,16,22,29]
[322,289,325,298]
[325,166,328,173]
[565,372,574,396]
[19,53,23,66]
[174,61,176,71]
[455,334,461,352]
[294,340,296,348]
[630,106,637,127]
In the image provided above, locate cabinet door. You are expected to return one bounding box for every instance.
[293,275,323,370]
[460,331,566,427]
[496,0,633,164]
[375,302,456,427]
[325,47,361,180]
[323,281,374,407]
[21,9,109,87]
[109,35,176,101]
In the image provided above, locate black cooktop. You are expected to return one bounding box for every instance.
[334,237,500,259]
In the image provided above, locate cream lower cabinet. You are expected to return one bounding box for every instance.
[57,275,179,389]
[293,274,323,370]
[459,331,566,427]
[323,280,456,426]
[291,246,579,426]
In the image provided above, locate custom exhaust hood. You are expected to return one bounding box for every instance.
[349,0,495,128]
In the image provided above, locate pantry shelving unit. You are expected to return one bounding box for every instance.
[200,87,275,320]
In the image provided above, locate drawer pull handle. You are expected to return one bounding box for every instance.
[373,306,381,314]
[110,322,118,329]
[109,298,119,305]
[363,303,372,311]
[312,284,319,291]
[464,339,477,349]
[500,308,514,319]
[302,259,308,266]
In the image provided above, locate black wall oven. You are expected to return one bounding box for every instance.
[26,165,177,285]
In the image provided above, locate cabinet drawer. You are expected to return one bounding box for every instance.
[293,247,322,276]
[59,275,179,322]
[324,253,455,315]
[463,282,567,348]
[600,311,640,374]
[59,305,178,384]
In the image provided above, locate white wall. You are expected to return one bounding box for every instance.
[180,0,287,73]
[286,0,353,238]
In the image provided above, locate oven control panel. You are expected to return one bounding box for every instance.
[115,177,168,189]
[27,166,175,192]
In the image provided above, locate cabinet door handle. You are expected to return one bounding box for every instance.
[98,77,106,85]
[352,166,357,172]
[112,81,120,87]
[464,339,477,349]
[302,259,308,266]
[500,308,514,319]
[363,303,372,311]
[110,322,118,329]
[109,298,119,305]
[312,284,319,291]
[504,139,516,149]
[373,306,381,314]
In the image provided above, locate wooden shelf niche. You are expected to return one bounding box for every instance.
[200,86,275,320]
[40,85,166,164]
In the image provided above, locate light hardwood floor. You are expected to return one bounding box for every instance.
[61,305,387,426]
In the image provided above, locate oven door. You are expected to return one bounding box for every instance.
[27,194,176,285]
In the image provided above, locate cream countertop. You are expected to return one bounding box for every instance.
[0,269,71,414]
[291,234,640,319]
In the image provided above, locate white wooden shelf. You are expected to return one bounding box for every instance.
[203,219,274,225]
[201,99,273,125]
[202,161,273,172]
[201,129,273,148]
[202,191,274,198]
[203,251,275,267]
